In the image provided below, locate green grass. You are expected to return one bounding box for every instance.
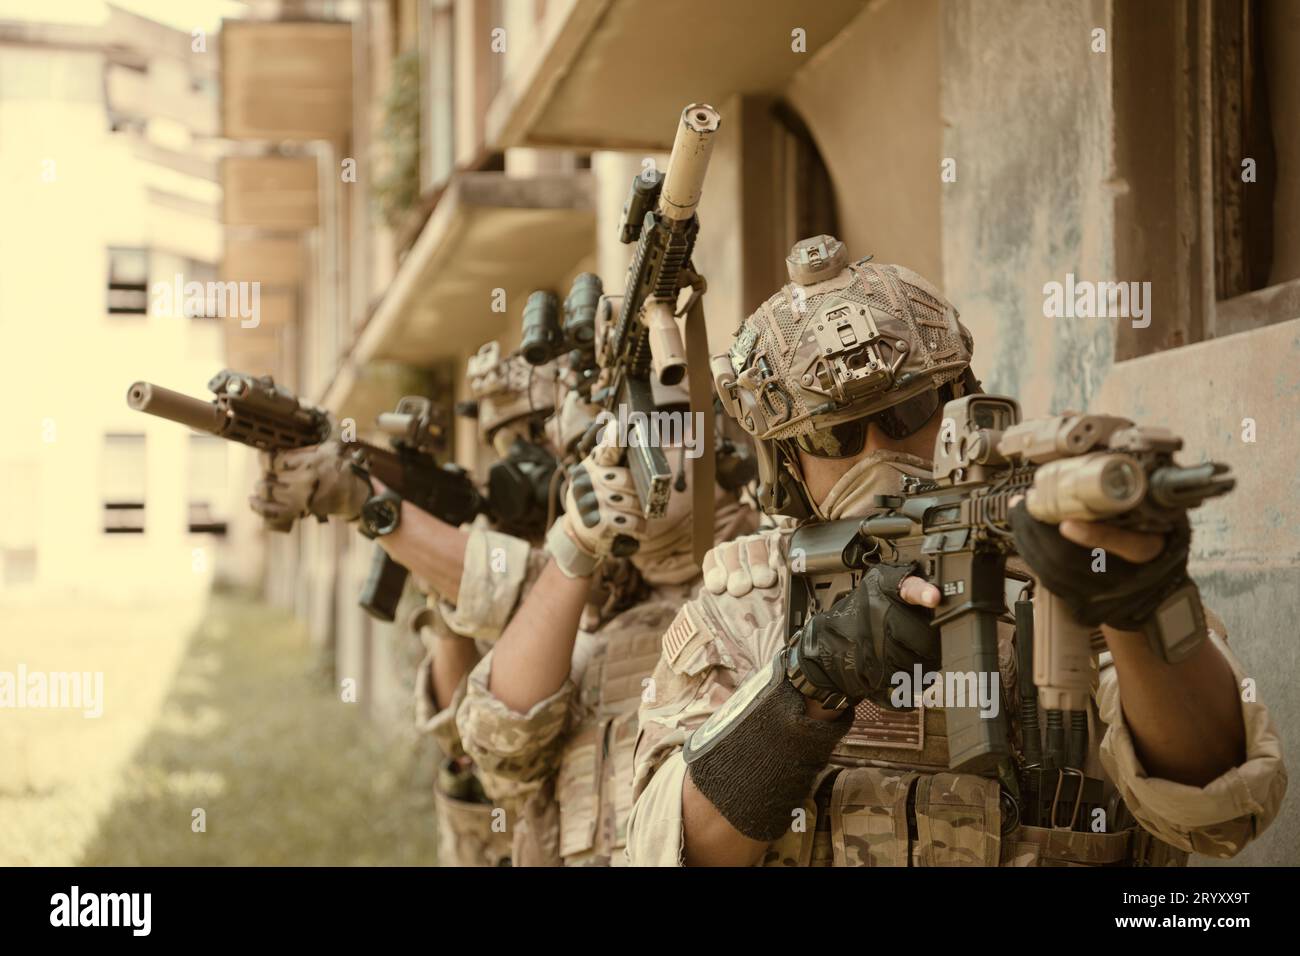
[75,593,440,866]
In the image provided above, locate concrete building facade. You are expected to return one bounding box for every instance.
[215,0,1297,863]
[0,6,232,604]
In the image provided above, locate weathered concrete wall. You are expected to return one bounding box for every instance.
[1094,319,1300,867]
[939,0,1297,865]
[940,0,1115,417]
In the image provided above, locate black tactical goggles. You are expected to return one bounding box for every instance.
[793,387,943,458]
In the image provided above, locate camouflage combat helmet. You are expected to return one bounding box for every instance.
[711,235,976,515]
[465,340,558,442]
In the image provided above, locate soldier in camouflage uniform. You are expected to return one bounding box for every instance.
[627,235,1286,867]
[402,342,652,865]
[455,375,759,865]
[251,340,612,865]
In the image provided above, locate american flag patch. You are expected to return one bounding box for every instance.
[843,697,925,750]
[662,607,698,663]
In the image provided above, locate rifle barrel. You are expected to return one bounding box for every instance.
[659,104,721,222]
[126,382,224,434]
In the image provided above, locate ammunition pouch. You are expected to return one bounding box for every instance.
[434,764,512,867]
[807,766,1187,867]
[808,766,1000,866]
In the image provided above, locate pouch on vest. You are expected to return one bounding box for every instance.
[434,785,512,867]
[607,709,639,850]
[556,719,604,858]
[912,771,1002,866]
[829,766,918,866]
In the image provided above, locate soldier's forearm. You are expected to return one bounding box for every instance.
[488,559,590,712]
[376,501,469,601]
[1104,625,1246,787]
[431,633,480,711]
[682,773,770,866]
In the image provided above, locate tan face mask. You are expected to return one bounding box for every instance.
[816,449,934,521]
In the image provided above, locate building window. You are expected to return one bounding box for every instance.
[102,433,146,534]
[184,259,225,359]
[733,99,840,316]
[772,102,840,260]
[107,247,149,315]
[187,434,228,535]
[1114,0,1300,359]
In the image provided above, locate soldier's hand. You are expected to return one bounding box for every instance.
[702,536,781,597]
[1058,519,1162,563]
[1008,499,1192,631]
[791,562,942,707]
[547,426,647,577]
[249,440,371,530]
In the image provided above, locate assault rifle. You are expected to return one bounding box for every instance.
[127,371,483,622]
[788,394,1234,825]
[595,104,720,532]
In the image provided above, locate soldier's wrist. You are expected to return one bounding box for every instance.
[546,520,603,578]
[1106,579,1208,664]
[683,658,853,843]
[785,644,854,713]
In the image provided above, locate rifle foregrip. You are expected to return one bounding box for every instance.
[359,546,409,623]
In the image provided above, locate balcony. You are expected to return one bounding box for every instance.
[486,0,868,150]
[322,170,594,418]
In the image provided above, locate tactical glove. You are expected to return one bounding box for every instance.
[788,561,941,707]
[545,427,647,578]
[249,440,371,532]
[1008,499,1193,631]
[702,535,780,597]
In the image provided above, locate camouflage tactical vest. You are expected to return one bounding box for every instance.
[555,598,678,865]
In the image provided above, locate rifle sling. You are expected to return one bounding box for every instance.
[685,295,714,567]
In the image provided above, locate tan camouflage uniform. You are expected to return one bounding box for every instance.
[627,524,1288,866]
[411,518,548,866]
[457,499,759,866]
[412,340,567,866]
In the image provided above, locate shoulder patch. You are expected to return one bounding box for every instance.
[662,604,699,663]
[661,602,736,677]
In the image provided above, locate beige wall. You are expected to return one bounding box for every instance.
[787,0,943,284]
